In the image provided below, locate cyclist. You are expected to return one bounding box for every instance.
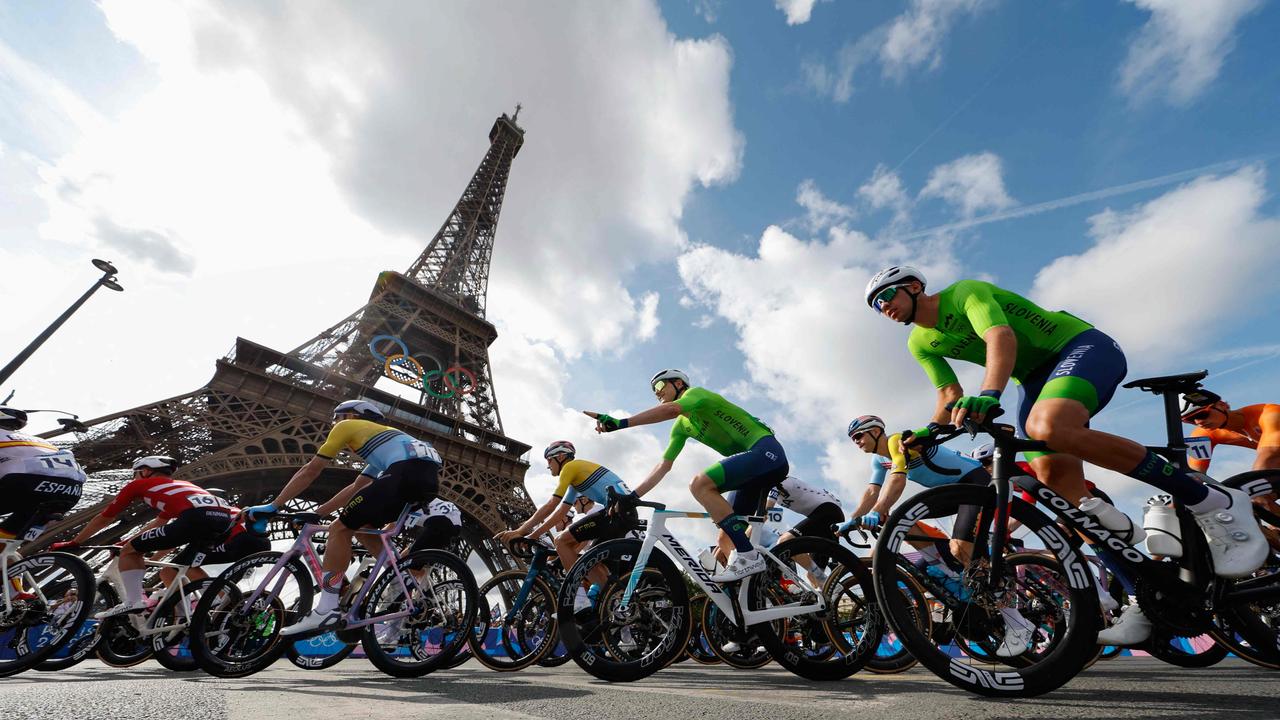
[864,266,1266,582]
[63,456,239,618]
[586,369,789,582]
[497,441,632,611]
[406,498,463,556]
[0,407,86,546]
[1182,396,1280,473]
[245,399,444,636]
[842,415,1036,657]
[744,475,843,582]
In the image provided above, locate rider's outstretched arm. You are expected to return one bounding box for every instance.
[875,473,908,516]
[506,496,563,538]
[267,456,327,507]
[632,459,674,497]
[933,384,963,423]
[69,511,119,545]
[848,484,881,519]
[527,503,572,539]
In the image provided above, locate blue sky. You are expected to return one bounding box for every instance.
[2,1,1279,535]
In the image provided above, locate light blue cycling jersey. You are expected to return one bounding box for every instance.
[557,458,630,506]
[317,419,442,478]
[868,435,984,489]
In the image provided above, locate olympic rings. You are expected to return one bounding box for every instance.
[370,335,478,399]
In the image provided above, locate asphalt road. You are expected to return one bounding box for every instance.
[1,657,1273,720]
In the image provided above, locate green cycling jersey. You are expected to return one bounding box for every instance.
[908,279,1093,388]
[662,386,774,461]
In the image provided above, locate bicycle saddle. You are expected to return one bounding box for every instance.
[1122,370,1208,395]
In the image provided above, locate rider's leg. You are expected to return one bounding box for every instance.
[691,474,754,554]
[117,542,147,606]
[317,519,356,612]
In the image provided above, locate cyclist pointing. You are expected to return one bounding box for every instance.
[586,369,789,582]
[245,399,443,636]
[865,265,1266,586]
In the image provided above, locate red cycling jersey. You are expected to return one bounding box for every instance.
[103,475,228,521]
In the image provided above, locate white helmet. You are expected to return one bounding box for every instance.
[132,455,180,474]
[332,399,385,421]
[846,415,886,438]
[970,442,995,462]
[865,265,927,308]
[650,369,690,389]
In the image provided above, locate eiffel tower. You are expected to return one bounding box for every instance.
[33,109,534,572]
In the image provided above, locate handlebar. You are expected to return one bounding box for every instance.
[508,536,555,561]
[836,524,873,549]
[902,408,1049,458]
[606,487,665,511]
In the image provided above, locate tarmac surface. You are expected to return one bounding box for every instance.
[0,657,1273,720]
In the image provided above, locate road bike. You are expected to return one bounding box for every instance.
[189,507,477,678]
[469,536,563,671]
[0,514,96,677]
[872,370,1280,697]
[557,491,880,682]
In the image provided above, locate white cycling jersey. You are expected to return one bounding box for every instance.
[768,476,840,516]
[0,430,86,482]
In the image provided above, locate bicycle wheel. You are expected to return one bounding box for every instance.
[1001,552,1101,670]
[0,551,96,678]
[872,484,1099,697]
[359,550,478,678]
[149,577,213,672]
[750,536,879,680]
[857,565,925,674]
[557,538,690,682]
[685,595,720,665]
[537,633,573,667]
[469,569,557,671]
[189,551,313,678]
[36,580,113,672]
[1212,470,1280,669]
[702,600,770,669]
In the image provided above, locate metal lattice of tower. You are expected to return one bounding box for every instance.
[32,110,533,574]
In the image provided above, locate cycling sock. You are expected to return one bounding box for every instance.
[1127,450,1209,506]
[1187,484,1231,514]
[717,515,754,553]
[121,569,146,605]
[586,583,601,601]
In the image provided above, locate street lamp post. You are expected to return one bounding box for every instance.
[0,259,124,388]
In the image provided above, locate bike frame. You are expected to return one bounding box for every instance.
[235,507,423,630]
[620,507,826,628]
[87,548,196,639]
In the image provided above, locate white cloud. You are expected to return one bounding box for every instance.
[677,225,968,500]
[858,163,912,225]
[1119,0,1262,105]
[0,0,743,529]
[800,0,990,102]
[919,151,1014,218]
[1031,165,1280,357]
[776,0,828,26]
[796,178,855,230]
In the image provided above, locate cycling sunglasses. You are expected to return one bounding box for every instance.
[652,380,667,396]
[873,285,901,312]
[1183,407,1215,422]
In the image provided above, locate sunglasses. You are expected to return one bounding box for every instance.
[850,431,869,442]
[1184,408,1215,422]
[872,285,901,313]
[653,380,667,396]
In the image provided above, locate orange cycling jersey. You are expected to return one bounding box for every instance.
[1189,403,1280,472]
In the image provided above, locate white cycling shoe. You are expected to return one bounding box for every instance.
[710,551,765,583]
[995,608,1035,658]
[1097,604,1152,646]
[94,600,148,620]
[281,608,342,637]
[1194,486,1268,579]
[721,640,741,653]
[574,588,593,613]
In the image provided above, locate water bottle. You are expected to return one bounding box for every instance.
[1143,498,1183,558]
[1079,497,1147,545]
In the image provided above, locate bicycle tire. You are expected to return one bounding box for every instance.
[36,580,114,672]
[285,634,358,670]
[1212,470,1280,669]
[359,550,478,678]
[872,484,1099,697]
[469,569,557,671]
[0,551,97,678]
[188,551,312,678]
[863,566,926,674]
[752,536,880,681]
[685,596,721,665]
[557,538,691,682]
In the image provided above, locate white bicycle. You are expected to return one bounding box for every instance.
[556,492,881,682]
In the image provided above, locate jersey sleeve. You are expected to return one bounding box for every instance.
[868,456,888,487]
[102,479,142,517]
[551,460,578,499]
[887,434,910,475]
[1187,426,1215,472]
[561,486,579,506]
[953,280,1010,336]
[909,331,960,388]
[663,423,691,462]
[316,420,355,459]
[673,386,709,413]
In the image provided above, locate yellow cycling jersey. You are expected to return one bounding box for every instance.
[552,458,605,498]
[316,418,439,477]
